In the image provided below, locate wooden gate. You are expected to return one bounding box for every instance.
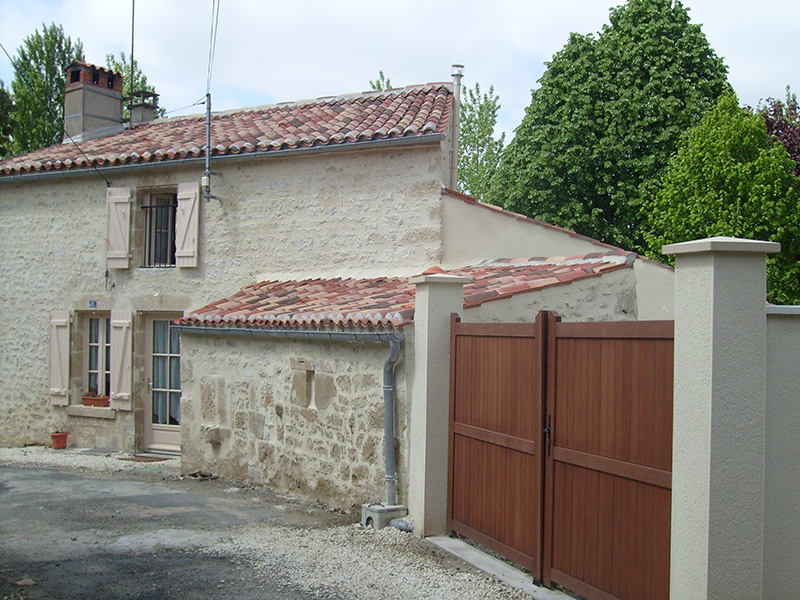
[447,314,547,573]
[448,311,674,600]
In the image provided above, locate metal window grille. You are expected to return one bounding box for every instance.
[142,195,177,267]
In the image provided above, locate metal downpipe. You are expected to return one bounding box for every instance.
[383,330,405,506]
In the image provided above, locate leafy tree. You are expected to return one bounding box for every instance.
[105,52,166,121]
[457,83,505,201]
[757,88,800,175]
[0,80,13,158]
[10,23,84,153]
[490,0,729,250]
[645,95,800,304]
[369,70,392,91]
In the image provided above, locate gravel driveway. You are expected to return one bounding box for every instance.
[0,447,533,600]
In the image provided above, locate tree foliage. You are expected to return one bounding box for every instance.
[645,95,800,304]
[0,80,13,158]
[369,71,392,91]
[757,88,800,175]
[457,83,505,201]
[105,52,166,120]
[11,23,84,153]
[489,0,729,250]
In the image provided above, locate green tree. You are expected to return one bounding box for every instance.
[645,95,800,304]
[105,52,166,121]
[0,80,13,158]
[458,83,505,201]
[490,0,729,250]
[11,23,84,153]
[369,70,392,91]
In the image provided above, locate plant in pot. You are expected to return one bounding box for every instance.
[81,388,110,407]
[50,421,70,450]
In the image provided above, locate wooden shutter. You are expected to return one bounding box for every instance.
[109,309,133,411]
[49,310,71,406]
[175,182,200,268]
[106,187,132,269]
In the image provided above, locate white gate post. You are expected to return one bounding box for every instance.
[664,236,779,600]
[407,270,470,537]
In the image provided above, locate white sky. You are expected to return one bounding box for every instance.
[0,0,797,140]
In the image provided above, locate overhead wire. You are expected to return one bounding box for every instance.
[203,0,221,199]
[206,0,221,94]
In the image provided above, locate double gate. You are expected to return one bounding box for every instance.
[448,311,674,600]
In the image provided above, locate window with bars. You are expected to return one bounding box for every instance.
[87,316,111,397]
[142,194,177,267]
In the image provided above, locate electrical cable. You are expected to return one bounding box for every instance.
[206,0,221,94]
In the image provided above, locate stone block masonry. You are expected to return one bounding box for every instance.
[180,335,408,511]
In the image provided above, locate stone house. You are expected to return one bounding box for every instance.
[0,61,673,532]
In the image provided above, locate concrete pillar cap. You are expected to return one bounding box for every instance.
[663,236,780,256]
[409,273,472,285]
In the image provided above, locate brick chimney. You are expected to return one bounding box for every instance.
[63,61,124,142]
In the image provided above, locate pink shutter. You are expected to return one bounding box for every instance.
[106,187,131,269]
[49,310,71,406]
[175,182,199,267]
[109,309,133,411]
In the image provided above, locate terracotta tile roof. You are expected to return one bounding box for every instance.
[177,251,635,331]
[0,83,452,178]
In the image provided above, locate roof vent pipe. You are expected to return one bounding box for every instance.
[449,64,464,190]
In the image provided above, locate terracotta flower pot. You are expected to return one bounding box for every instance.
[50,432,69,450]
[82,395,110,407]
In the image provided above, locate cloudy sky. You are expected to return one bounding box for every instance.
[0,0,797,139]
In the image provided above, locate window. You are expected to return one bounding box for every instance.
[151,320,181,425]
[49,310,134,410]
[106,183,199,270]
[86,316,111,397]
[142,193,177,267]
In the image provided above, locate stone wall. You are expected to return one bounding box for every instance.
[179,333,409,511]
[0,143,442,448]
[465,267,639,323]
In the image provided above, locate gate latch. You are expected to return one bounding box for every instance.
[543,415,552,456]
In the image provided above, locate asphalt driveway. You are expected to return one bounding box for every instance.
[0,450,530,600]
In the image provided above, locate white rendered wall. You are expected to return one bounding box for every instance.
[764,307,800,599]
[440,193,673,320]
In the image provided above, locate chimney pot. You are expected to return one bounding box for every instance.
[129,90,160,126]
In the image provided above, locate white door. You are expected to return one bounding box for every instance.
[144,316,182,452]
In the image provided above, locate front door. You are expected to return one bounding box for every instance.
[144,315,182,452]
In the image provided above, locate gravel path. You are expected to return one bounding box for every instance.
[0,446,532,600]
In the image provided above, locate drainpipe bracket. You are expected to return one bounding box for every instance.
[360,503,408,529]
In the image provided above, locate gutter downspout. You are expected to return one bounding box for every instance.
[383,330,404,506]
